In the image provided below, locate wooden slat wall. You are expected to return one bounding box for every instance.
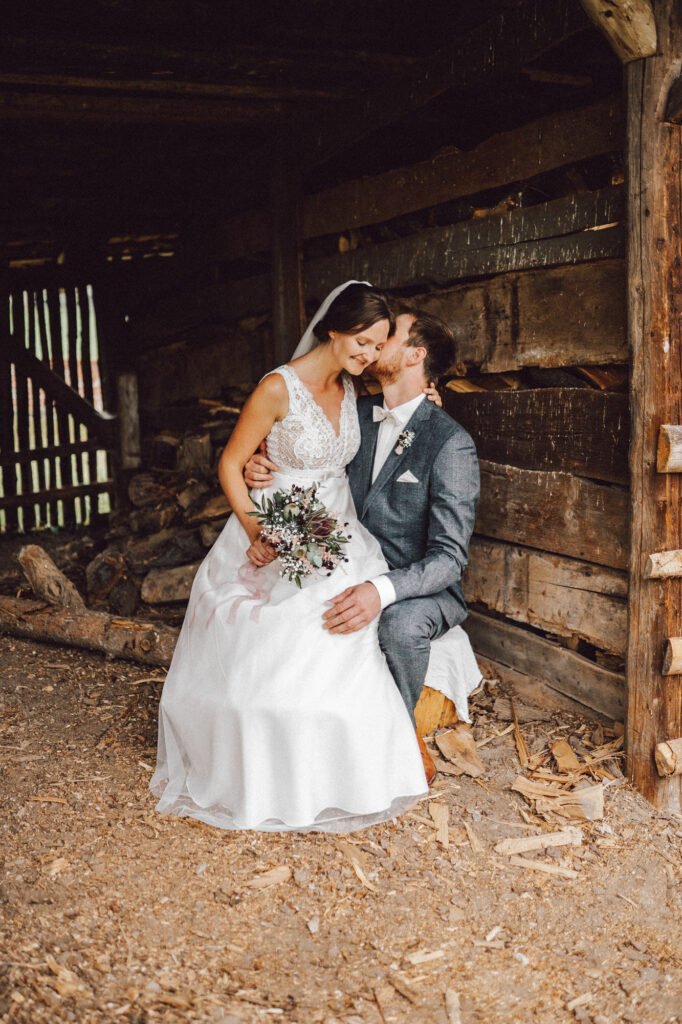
[132,95,628,720]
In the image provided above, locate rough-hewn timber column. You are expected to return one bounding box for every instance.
[270,128,304,367]
[626,0,682,810]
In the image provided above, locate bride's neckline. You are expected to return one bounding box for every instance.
[285,363,349,440]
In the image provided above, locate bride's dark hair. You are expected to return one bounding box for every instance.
[312,284,394,343]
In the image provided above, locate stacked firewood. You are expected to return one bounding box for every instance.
[85,386,252,620]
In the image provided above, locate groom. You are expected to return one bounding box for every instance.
[245,303,480,782]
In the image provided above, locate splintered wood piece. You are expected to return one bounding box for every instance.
[644,549,682,579]
[244,865,291,889]
[414,685,459,736]
[492,697,551,723]
[655,738,682,777]
[435,724,485,778]
[463,820,484,853]
[657,424,682,472]
[494,827,583,856]
[510,698,529,767]
[512,776,604,821]
[508,854,579,879]
[580,0,657,62]
[18,544,85,611]
[445,989,462,1024]
[337,841,379,892]
[429,801,450,848]
[663,638,682,675]
[551,739,581,773]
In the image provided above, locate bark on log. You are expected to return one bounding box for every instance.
[141,562,201,604]
[18,545,85,612]
[0,595,178,666]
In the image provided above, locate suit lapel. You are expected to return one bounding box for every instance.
[353,395,383,510]
[362,397,434,516]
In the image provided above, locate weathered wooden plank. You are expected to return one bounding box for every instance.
[580,0,656,62]
[302,0,589,170]
[305,188,624,304]
[476,460,629,570]
[0,438,104,470]
[626,0,682,811]
[464,538,628,655]
[447,389,629,483]
[45,286,75,526]
[464,611,625,721]
[0,480,115,512]
[223,96,624,259]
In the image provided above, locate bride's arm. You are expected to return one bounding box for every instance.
[217,374,288,543]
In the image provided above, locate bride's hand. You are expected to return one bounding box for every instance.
[246,537,278,567]
[424,381,443,408]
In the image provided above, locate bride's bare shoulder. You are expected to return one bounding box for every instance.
[245,372,289,417]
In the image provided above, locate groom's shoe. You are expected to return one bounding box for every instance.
[417,732,437,786]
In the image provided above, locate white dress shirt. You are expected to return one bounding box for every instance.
[369,393,426,610]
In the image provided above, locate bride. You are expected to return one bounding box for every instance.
[150,282,443,832]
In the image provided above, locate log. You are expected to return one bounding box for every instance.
[580,0,656,62]
[655,738,682,777]
[464,611,625,721]
[141,562,202,605]
[128,474,176,509]
[476,461,630,570]
[656,425,682,472]
[306,189,624,306]
[0,595,177,667]
[643,550,682,579]
[117,371,141,471]
[85,550,139,617]
[176,432,212,476]
[662,638,682,676]
[464,538,628,655]
[17,545,85,612]
[447,389,629,483]
[626,0,682,811]
[222,95,623,259]
[124,528,206,574]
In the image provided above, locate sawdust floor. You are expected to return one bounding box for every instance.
[1,633,681,1024]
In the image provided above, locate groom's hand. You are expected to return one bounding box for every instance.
[323,582,381,634]
[244,445,278,488]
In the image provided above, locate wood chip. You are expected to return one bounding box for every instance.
[244,865,291,890]
[551,739,581,773]
[337,841,379,893]
[27,795,67,804]
[463,820,484,853]
[511,697,529,767]
[429,801,450,848]
[445,988,462,1024]
[406,948,445,966]
[508,855,579,879]
[494,827,583,856]
[566,992,593,1011]
[435,725,485,778]
[387,974,419,1004]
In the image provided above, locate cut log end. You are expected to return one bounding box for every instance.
[643,549,682,579]
[662,637,682,676]
[18,544,85,612]
[655,738,682,777]
[656,424,682,473]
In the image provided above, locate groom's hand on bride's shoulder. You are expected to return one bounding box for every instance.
[244,446,278,488]
[323,582,381,634]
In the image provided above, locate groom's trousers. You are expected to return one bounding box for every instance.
[377,596,453,723]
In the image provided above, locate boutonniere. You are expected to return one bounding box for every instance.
[395,429,415,455]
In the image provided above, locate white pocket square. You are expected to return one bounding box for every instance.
[397,470,419,484]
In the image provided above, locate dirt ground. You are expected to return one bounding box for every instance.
[1,630,681,1024]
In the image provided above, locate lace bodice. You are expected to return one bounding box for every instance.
[264,365,361,470]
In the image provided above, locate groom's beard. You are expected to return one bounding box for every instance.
[369,353,403,386]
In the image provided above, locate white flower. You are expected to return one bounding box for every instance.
[395,429,416,455]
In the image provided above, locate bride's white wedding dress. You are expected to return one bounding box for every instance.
[150,364,480,832]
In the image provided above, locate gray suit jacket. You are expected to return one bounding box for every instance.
[347,394,480,628]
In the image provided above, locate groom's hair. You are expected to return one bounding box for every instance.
[394,302,456,384]
[313,284,395,343]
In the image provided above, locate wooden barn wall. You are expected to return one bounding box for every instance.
[131,94,627,721]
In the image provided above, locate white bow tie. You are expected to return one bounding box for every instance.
[373,405,400,426]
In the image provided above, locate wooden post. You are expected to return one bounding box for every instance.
[116,371,141,471]
[270,128,304,368]
[626,0,682,811]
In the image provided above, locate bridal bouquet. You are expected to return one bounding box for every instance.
[248,484,351,588]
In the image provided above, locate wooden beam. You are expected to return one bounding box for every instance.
[420,259,627,373]
[6,335,116,445]
[222,96,624,259]
[270,133,304,367]
[464,611,625,721]
[300,0,589,171]
[655,738,682,777]
[656,424,682,471]
[644,549,682,579]
[446,389,629,484]
[0,89,286,125]
[117,372,141,471]
[476,461,629,570]
[580,1,657,62]
[626,0,682,811]
[305,188,625,304]
[464,538,628,655]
